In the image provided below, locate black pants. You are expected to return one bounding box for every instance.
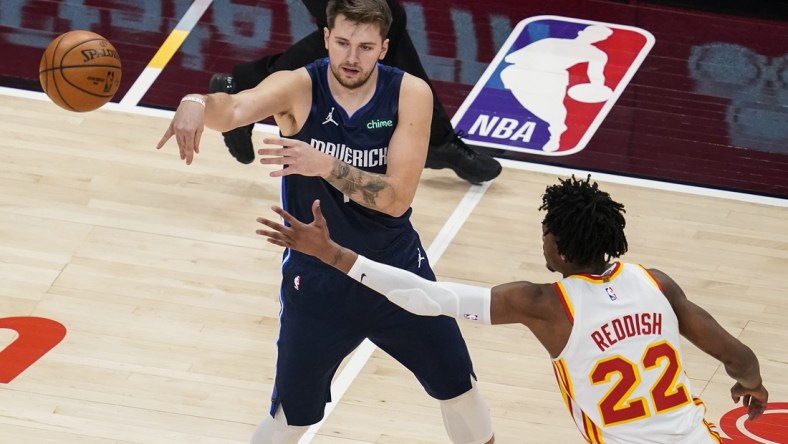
[230,0,455,146]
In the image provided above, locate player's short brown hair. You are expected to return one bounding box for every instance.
[326,0,392,39]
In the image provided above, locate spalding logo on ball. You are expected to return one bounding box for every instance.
[39,30,122,112]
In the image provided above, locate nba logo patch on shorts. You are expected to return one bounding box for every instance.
[452,16,655,155]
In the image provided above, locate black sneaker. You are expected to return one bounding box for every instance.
[208,73,255,164]
[209,72,236,94]
[425,132,502,184]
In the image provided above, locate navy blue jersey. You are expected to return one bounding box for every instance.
[270,58,476,425]
[283,58,414,263]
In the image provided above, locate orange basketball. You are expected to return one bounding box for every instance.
[39,30,122,112]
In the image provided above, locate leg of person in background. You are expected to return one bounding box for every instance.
[209,30,326,164]
[380,25,502,184]
[210,0,502,183]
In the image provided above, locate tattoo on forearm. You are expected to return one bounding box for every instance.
[328,159,390,208]
[333,162,351,180]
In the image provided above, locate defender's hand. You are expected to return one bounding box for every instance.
[256,199,335,261]
[731,382,769,420]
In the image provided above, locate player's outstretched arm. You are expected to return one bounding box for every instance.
[649,268,769,420]
[156,70,309,165]
[255,200,492,323]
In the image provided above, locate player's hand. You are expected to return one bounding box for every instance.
[156,96,205,165]
[258,137,333,178]
[256,199,335,260]
[731,382,768,420]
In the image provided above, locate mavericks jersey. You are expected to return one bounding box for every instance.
[285,58,414,264]
[551,263,722,444]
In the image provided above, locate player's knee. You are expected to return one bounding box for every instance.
[440,378,494,444]
[250,406,309,444]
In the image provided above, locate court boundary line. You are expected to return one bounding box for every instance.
[3,86,784,207]
[118,0,213,109]
[497,158,788,208]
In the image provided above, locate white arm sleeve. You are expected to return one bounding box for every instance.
[347,255,492,324]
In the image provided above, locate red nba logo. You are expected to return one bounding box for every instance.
[453,16,655,155]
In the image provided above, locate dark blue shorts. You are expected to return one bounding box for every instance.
[270,237,476,426]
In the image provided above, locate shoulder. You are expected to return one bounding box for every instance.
[397,73,432,113]
[642,267,671,290]
[641,267,687,308]
[399,72,431,97]
[254,68,312,130]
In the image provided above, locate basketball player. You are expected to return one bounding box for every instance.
[210,0,502,184]
[156,1,494,443]
[255,176,769,444]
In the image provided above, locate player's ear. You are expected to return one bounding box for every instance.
[324,27,330,50]
[379,38,389,60]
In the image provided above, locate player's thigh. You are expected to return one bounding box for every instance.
[368,305,475,400]
[274,315,365,425]
[275,260,367,425]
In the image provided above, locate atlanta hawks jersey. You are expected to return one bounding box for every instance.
[284,57,412,263]
[551,263,722,444]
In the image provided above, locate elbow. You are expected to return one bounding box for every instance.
[371,185,413,217]
[380,204,410,218]
[381,197,412,217]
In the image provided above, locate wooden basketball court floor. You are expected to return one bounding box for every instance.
[1,84,788,443]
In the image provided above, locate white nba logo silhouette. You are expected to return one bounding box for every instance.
[323,107,339,126]
[500,25,615,152]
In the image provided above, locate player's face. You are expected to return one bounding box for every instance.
[324,15,389,90]
[542,224,563,274]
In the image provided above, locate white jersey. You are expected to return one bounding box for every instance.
[551,262,722,444]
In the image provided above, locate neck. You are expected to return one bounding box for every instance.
[562,261,613,278]
[327,66,378,111]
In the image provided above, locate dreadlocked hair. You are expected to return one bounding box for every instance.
[539,175,628,266]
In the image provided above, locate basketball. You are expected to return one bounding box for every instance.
[567,83,613,103]
[38,30,122,112]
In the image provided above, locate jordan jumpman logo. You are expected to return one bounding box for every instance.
[323,107,339,126]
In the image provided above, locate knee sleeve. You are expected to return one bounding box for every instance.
[250,406,309,444]
[440,378,494,444]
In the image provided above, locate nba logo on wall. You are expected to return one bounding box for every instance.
[453,16,655,155]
